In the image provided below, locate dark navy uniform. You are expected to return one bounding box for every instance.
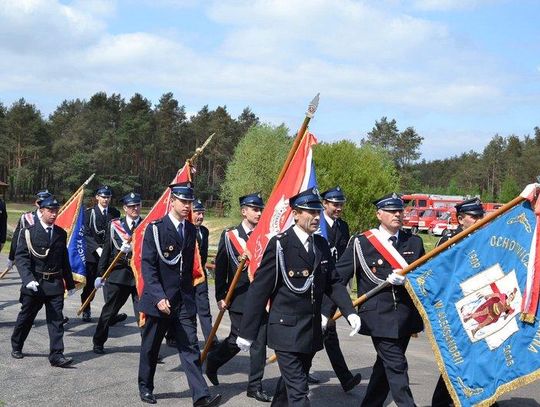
[316,186,360,391]
[206,192,269,398]
[81,185,120,319]
[0,198,7,251]
[11,197,75,366]
[240,189,358,407]
[432,197,485,407]
[336,194,425,407]
[93,202,142,351]
[137,183,220,406]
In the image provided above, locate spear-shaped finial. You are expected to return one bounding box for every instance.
[306,93,320,119]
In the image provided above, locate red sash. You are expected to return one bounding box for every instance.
[363,229,407,269]
[111,219,130,243]
[226,229,248,256]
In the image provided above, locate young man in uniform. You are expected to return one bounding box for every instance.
[237,188,361,406]
[92,192,143,354]
[10,197,76,367]
[137,182,221,407]
[336,193,425,407]
[81,185,120,322]
[206,193,272,402]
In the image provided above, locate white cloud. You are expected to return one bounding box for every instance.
[411,0,501,11]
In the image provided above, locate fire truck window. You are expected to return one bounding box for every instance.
[419,200,427,207]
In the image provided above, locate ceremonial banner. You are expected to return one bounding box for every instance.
[56,188,87,287]
[406,199,540,406]
[131,163,205,310]
[247,132,318,279]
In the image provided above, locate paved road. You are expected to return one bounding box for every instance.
[0,251,538,406]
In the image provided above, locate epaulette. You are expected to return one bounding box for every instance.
[276,231,287,239]
[151,219,163,225]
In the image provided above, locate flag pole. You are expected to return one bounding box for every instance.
[200,94,321,363]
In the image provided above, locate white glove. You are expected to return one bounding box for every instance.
[387,269,406,286]
[347,314,361,336]
[67,288,76,297]
[6,259,14,270]
[26,281,39,292]
[236,336,253,352]
[120,242,132,254]
[321,314,328,331]
[96,247,103,257]
[94,277,106,289]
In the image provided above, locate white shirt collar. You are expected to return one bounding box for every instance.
[98,204,108,215]
[126,215,140,228]
[293,225,312,251]
[40,220,53,233]
[378,225,399,242]
[323,212,335,228]
[241,220,254,236]
[168,213,185,230]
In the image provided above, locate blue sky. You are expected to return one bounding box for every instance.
[1,0,538,160]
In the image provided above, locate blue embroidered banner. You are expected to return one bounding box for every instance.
[406,201,540,406]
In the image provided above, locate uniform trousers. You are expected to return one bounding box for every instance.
[322,320,354,385]
[432,375,453,407]
[138,311,209,403]
[361,336,415,407]
[194,280,214,341]
[206,310,267,392]
[11,292,65,363]
[93,282,139,346]
[81,261,98,313]
[271,350,313,407]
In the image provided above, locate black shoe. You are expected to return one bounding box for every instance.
[62,316,69,325]
[193,394,222,407]
[166,337,177,347]
[51,356,73,368]
[247,389,273,402]
[93,344,105,355]
[307,373,320,385]
[140,391,156,404]
[205,367,219,386]
[82,310,91,322]
[11,350,23,359]
[342,373,362,392]
[109,313,127,326]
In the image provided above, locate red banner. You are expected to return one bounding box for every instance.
[246,132,318,280]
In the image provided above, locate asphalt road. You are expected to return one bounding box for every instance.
[0,251,538,406]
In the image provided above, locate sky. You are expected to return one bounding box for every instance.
[0,0,538,161]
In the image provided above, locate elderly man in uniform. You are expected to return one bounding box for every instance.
[137,182,221,407]
[431,198,486,407]
[237,188,361,407]
[206,193,272,402]
[10,197,76,367]
[335,193,425,407]
[81,185,121,322]
[310,186,362,392]
[6,189,52,272]
[92,192,143,354]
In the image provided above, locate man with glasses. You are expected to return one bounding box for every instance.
[92,192,143,354]
[81,185,120,322]
[335,193,425,407]
[432,198,485,407]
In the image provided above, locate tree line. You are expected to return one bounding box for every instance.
[0,92,258,204]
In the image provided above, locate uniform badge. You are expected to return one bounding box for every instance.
[302,270,309,277]
[288,270,294,277]
[377,259,383,265]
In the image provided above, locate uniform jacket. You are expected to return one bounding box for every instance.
[436,226,462,247]
[322,216,350,260]
[0,199,6,244]
[98,216,143,286]
[9,210,39,261]
[240,225,356,354]
[84,204,121,264]
[214,225,251,313]
[196,225,209,271]
[15,222,75,296]
[335,229,425,339]
[138,215,197,318]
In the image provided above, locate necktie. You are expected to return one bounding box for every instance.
[46,227,53,243]
[103,208,107,217]
[307,235,315,259]
[389,236,398,248]
[196,228,202,246]
[131,219,137,233]
[177,223,184,247]
[247,230,252,239]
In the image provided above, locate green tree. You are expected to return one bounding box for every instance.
[314,141,399,232]
[499,175,521,203]
[222,124,292,215]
